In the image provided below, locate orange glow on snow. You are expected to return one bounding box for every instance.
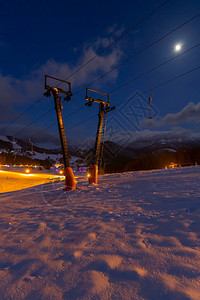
[20,173,34,177]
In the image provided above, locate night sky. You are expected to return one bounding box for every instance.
[0,0,200,149]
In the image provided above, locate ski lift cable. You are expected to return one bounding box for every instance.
[40,114,97,143]
[144,65,200,93]
[14,105,86,140]
[58,65,200,134]
[14,40,200,140]
[13,108,53,137]
[3,10,199,135]
[74,12,200,95]
[31,46,200,142]
[0,98,43,132]
[107,41,200,95]
[32,106,86,140]
[2,0,172,131]
[57,0,173,86]
[115,65,200,108]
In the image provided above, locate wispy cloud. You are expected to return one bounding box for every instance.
[0,32,123,121]
[109,126,194,143]
[127,127,194,142]
[0,123,59,147]
[107,24,125,37]
[141,102,200,128]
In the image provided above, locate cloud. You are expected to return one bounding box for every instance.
[104,126,200,150]
[128,127,194,142]
[0,33,123,121]
[0,123,60,148]
[107,24,124,37]
[1,119,200,150]
[141,102,200,128]
[109,126,194,143]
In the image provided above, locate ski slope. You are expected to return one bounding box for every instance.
[0,166,199,299]
[0,168,65,193]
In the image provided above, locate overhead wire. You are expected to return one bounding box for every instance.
[31,39,200,139]
[1,98,42,132]
[2,0,172,132]
[143,65,200,94]
[57,0,173,85]
[7,6,200,138]
[19,0,175,131]
[51,64,200,134]
[75,12,200,95]
[13,108,53,137]
[22,11,200,139]
[115,64,200,108]
[68,115,97,131]
[36,115,97,143]
[11,10,200,142]
[33,106,85,139]
[108,41,200,94]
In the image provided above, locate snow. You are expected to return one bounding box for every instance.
[32,153,83,166]
[32,152,62,161]
[12,140,21,150]
[0,135,9,142]
[0,169,64,193]
[158,148,177,152]
[70,156,83,162]
[0,166,200,299]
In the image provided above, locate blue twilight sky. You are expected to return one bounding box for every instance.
[0,0,200,148]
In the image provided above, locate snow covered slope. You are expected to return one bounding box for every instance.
[0,167,200,299]
[0,135,9,142]
[0,168,65,193]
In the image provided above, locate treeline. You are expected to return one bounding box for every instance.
[0,153,53,169]
[103,147,200,173]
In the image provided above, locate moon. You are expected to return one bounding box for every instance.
[175,44,182,52]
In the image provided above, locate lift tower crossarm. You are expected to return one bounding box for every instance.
[45,75,72,96]
[85,88,110,106]
[29,138,34,155]
[148,89,153,119]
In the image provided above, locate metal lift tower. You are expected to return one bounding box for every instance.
[44,75,77,191]
[148,89,153,119]
[29,138,34,155]
[85,88,115,184]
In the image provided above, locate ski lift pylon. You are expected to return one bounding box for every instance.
[85,88,115,184]
[148,89,153,119]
